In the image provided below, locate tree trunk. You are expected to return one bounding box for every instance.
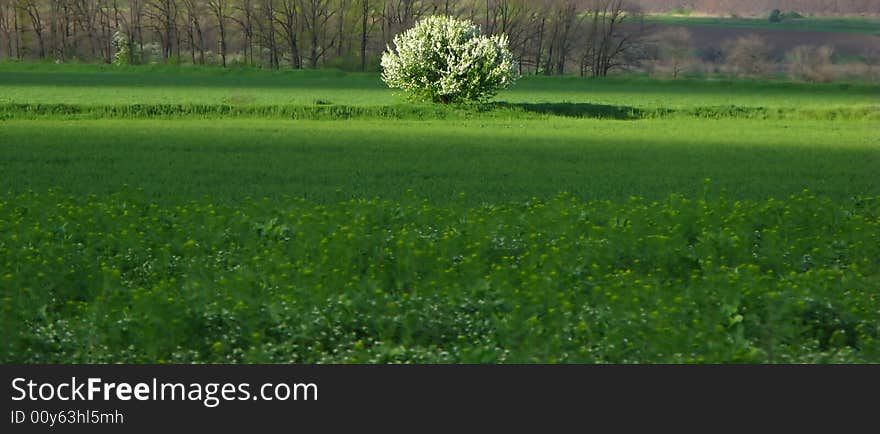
[534,17,544,75]
[360,0,367,71]
[336,0,344,57]
[218,12,227,66]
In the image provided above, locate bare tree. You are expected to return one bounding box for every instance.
[531,4,548,74]
[299,0,335,67]
[275,0,301,68]
[0,0,11,58]
[23,0,47,58]
[145,0,179,60]
[256,0,280,67]
[431,0,463,15]
[96,0,119,63]
[380,0,428,45]
[47,0,65,59]
[71,0,103,59]
[580,0,646,77]
[335,0,346,57]
[208,0,229,66]
[551,0,581,75]
[232,0,256,64]
[124,0,146,64]
[360,0,368,70]
[180,0,206,64]
[485,0,530,73]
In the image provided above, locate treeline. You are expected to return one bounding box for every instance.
[0,0,655,75]
[638,0,880,16]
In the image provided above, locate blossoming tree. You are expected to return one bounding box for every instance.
[381,16,518,104]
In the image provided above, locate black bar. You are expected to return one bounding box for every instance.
[2,365,878,432]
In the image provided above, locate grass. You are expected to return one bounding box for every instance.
[3,191,878,363]
[1,64,878,363]
[1,119,877,204]
[645,14,880,35]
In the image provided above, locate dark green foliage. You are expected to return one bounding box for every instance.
[769,10,784,23]
[0,102,876,121]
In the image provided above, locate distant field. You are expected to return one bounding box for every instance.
[645,15,880,35]
[1,64,878,363]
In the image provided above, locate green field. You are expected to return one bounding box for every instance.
[1,64,878,363]
[3,191,878,363]
[2,63,879,112]
[645,14,880,35]
[1,119,878,204]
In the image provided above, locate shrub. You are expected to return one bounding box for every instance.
[788,45,836,83]
[769,9,783,23]
[381,15,517,104]
[725,35,773,78]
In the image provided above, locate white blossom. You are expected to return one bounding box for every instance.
[381,15,518,104]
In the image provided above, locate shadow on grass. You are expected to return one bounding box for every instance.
[490,102,647,120]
